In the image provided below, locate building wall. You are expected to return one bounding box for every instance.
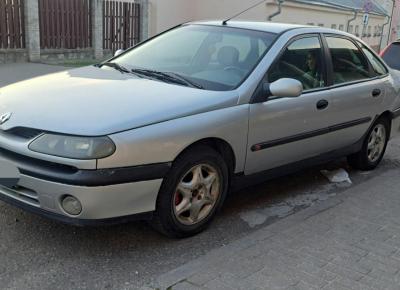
[148,0,195,36]
[146,0,389,50]
[391,0,400,40]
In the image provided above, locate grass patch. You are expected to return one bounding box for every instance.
[54,59,101,67]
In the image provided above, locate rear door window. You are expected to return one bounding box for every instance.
[325,36,370,85]
[358,43,388,76]
[382,43,400,70]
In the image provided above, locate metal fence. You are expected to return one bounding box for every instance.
[38,0,91,49]
[0,0,25,49]
[103,0,140,52]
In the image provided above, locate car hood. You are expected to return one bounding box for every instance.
[0,66,238,136]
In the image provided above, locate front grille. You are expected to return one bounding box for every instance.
[0,185,40,207]
[3,127,43,140]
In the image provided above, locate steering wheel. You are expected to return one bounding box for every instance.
[279,61,316,90]
[223,66,245,77]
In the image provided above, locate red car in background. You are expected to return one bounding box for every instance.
[381,40,400,70]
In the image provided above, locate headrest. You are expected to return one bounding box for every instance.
[217,46,240,66]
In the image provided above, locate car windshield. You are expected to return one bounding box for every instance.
[111,24,277,91]
[382,42,400,70]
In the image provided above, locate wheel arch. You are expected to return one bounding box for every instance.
[173,138,237,177]
[378,111,393,135]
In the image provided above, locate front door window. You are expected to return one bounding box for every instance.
[268,36,325,91]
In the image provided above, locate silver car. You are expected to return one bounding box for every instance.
[1,21,399,238]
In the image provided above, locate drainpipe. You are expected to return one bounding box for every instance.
[268,0,284,21]
[387,0,396,44]
[347,9,358,32]
[379,15,391,52]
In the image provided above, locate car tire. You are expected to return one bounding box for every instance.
[151,145,229,238]
[347,117,390,171]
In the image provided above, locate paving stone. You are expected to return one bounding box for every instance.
[331,255,371,275]
[203,278,236,290]
[219,255,266,279]
[367,268,400,284]
[358,256,400,275]
[296,260,336,282]
[355,238,399,257]
[358,275,399,290]
[322,281,352,290]
[327,276,376,290]
[286,280,319,290]
[260,263,328,289]
[171,281,205,290]
[186,267,220,286]
[299,247,336,262]
[245,270,297,290]
[323,263,365,281]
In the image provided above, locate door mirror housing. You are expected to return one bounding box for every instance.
[266,78,303,99]
[114,49,124,57]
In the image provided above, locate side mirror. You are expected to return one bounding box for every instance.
[266,78,303,98]
[114,49,124,57]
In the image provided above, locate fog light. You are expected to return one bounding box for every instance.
[61,196,82,216]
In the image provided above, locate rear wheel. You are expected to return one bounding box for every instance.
[151,145,229,238]
[347,117,390,171]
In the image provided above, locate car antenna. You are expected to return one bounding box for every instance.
[222,0,268,25]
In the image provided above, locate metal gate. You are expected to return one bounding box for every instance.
[103,0,140,52]
[38,0,91,49]
[0,0,25,49]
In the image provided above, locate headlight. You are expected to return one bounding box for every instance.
[29,134,116,159]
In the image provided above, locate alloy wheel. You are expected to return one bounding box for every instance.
[367,123,387,163]
[173,164,221,225]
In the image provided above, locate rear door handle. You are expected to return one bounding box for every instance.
[372,89,381,97]
[316,99,329,110]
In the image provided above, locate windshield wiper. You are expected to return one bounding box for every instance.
[101,62,130,74]
[163,71,204,89]
[130,68,204,89]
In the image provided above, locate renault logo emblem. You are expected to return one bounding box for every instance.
[0,112,12,125]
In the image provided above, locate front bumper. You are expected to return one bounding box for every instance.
[0,147,169,224]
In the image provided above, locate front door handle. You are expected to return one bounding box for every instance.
[316,99,329,110]
[372,89,381,97]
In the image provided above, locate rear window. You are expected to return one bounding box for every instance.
[382,43,400,70]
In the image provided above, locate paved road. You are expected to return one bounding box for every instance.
[147,157,400,290]
[1,63,400,290]
[0,63,67,87]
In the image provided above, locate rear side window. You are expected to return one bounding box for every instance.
[359,43,388,76]
[382,43,400,70]
[326,36,370,85]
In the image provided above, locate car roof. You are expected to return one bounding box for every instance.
[188,20,308,34]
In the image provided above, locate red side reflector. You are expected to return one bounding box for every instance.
[380,45,390,57]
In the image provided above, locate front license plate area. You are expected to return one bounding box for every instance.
[0,158,20,188]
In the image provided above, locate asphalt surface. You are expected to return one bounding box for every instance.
[1,63,400,290]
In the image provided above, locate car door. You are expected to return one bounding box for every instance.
[245,34,335,175]
[320,35,388,150]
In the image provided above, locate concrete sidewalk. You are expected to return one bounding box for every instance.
[0,63,67,87]
[143,167,400,290]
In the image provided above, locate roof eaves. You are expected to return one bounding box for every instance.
[286,0,388,17]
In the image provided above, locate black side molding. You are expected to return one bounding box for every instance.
[234,135,365,191]
[251,117,372,152]
[0,146,171,187]
[20,162,172,187]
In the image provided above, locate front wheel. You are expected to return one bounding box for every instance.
[151,145,229,238]
[348,117,390,171]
